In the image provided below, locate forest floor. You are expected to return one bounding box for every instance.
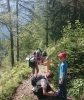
[12,64,75,100]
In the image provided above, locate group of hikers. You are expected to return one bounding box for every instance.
[28,48,48,76]
[28,48,68,100]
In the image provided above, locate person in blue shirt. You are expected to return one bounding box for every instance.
[58,52,68,100]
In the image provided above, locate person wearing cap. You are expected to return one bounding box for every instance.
[32,71,58,100]
[58,52,68,100]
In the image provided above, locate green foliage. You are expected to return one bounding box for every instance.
[18,17,47,60]
[48,0,69,42]
[63,20,84,69]
[50,64,59,88]
[0,63,31,100]
[61,21,84,100]
[47,20,84,99]
[68,78,84,100]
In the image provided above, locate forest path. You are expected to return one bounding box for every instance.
[12,65,46,100]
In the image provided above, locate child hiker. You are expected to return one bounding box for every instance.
[58,52,68,100]
[44,57,52,72]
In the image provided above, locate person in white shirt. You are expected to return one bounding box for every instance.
[32,71,58,100]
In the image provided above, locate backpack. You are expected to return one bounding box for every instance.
[42,51,47,57]
[32,75,52,99]
[29,57,35,62]
[31,75,46,87]
[29,57,36,67]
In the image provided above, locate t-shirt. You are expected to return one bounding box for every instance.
[32,77,48,92]
[59,61,68,80]
[32,76,51,99]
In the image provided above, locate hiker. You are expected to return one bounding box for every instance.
[58,52,68,100]
[32,71,58,100]
[36,48,41,65]
[44,57,52,72]
[29,52,39,77]
[40,55,44,64]
[42,50,47,61]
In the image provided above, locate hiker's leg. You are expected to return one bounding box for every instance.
[47,66,50,72]
[32,68,35,76]
[37,58,40,65]
[35,65,39,75]
[46,66,48,72]
[62,80,67,100]
[58,84,63,99]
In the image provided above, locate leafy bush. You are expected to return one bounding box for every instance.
[50,63,59,88]
[0,63,31,100]
[48,20,84,99]
[68,79,84,100]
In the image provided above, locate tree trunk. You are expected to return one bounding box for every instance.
[45,0,49,47]
[71,0,78,25]
[16,0,19,61]
[46,20,48,47]
[7,0,14,66]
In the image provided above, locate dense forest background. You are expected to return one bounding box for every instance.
[0,0,84,100]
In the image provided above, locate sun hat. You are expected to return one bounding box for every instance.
[58,52,66,58]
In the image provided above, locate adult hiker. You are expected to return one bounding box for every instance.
[42,50,47,61]
[31,71,58,100]
[29,52,39,77]
[36,48,41,65]
[58,52,68,100]
[44,57,52,72]
[40,54,45,64]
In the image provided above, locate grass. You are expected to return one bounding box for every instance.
[0,62,31,100]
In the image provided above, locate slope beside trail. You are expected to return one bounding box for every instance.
[12,65,46,100]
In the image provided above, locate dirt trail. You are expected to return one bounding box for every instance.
[12,65,46,100]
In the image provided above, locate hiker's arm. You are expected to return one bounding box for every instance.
[42,87,57,96]
[60,72,65,84]
[41,79,57,96]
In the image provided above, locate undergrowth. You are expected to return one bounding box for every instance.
[0,63,31,100]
